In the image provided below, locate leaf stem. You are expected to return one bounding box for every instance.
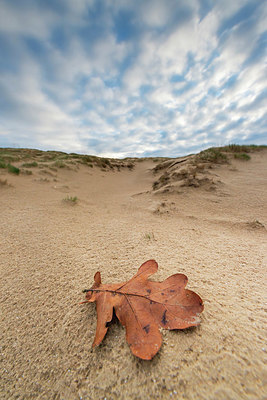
[83,288,190,308]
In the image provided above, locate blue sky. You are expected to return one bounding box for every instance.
[0,0,266,157]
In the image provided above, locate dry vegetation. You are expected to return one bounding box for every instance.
[152,145,267,193]
[1,145,266,195]
[0,148,136,178]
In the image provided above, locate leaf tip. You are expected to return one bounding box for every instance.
[94,271,101,286]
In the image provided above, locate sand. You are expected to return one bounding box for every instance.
[0,150,266,400]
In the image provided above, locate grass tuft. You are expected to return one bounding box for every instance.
[21,161,38,168]
[144,232,156,241]
[234,153,251,161]
[53,160,67,168]
[198,148,227,163]
[7,164,20,175]
[221,144,267,153]
[63,195,78,204]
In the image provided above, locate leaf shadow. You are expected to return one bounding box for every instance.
[105,309,120,329]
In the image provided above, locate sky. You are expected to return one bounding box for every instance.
[0,0,266,158]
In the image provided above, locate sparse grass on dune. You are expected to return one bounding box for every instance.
[62,195,78,205]
[196,144,266,164]
[197,148,228,163]
[52,160,68,169]
[153,159,177,173]
[220,144,267,153]
[7,164,20,175]
[234,153,251,161]
[153,172,170,190]
[0,148,135,172]
[0,145,265,182]
[0,148,41,161]
[0,148,138,174]
[21,169,33,175]
[38,169,56,177]
[0,152,20,163]
[152,144,266,193]
[144,232,156,241]
[21,161,38,168]
[0,159,20,174]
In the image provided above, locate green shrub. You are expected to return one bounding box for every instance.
[198,148,227,163]
[0,160,6,168]
[234,153,251,161]
[7,164,20,175]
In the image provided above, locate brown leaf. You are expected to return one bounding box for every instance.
[83,260,204,360]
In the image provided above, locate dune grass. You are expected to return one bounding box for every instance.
[0,145,265,177]
[221,144,267,153]
[151,144,267,192]
[21,161,38,168]
[234,153,251,161]
[144,232,156,241]
[7,164,20,175]
[0,147,135,171]
[63,195,78,204]
[197,148,228,163]
[53,160,67,168]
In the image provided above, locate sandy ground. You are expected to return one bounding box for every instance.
[0,151,266,400]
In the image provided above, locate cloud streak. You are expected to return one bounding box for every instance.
[0,0,266,157]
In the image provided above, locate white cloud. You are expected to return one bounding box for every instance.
[214,0,250,21]
[0,56,85,152]
[91,34,128,74]
[140,0,174,28]
[63,0,95,15]
[0,0,265,157]
[0,2,57,39]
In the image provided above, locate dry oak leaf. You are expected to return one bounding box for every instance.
[82,260,204,360]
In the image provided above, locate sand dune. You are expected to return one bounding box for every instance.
[0,147,266,399]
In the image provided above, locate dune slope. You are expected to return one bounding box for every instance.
[0,148,266,400]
